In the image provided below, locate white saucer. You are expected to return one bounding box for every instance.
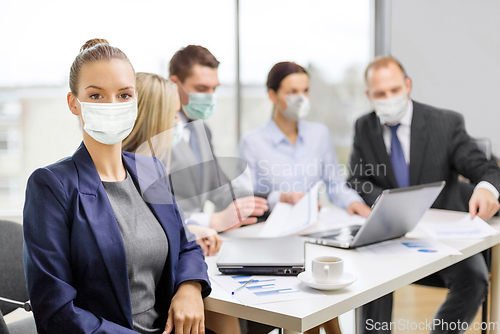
[297,271,356,290]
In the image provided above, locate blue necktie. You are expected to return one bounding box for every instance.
[186,122,203,188]
[388,124,409,188]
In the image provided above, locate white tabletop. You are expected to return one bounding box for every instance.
[204,208,500,333]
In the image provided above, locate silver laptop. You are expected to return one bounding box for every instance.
[304,181,446,248]
[217,236,305,276]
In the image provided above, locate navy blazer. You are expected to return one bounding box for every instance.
[23,143,211,333]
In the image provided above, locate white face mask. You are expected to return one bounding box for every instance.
[371,93,408,124]
[78,99,138,145]
[283,95,310,121]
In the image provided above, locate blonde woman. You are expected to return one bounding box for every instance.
[123,72,240,334]
[123,72,177,168]
[123,72,222,257]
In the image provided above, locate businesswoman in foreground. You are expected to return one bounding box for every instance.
[23,39,210,334]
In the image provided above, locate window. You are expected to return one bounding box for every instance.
[0,0,372,215]
[0,177,20,212]
[0,130,20,155]
[239,0,372,165]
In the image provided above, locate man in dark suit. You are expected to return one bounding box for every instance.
[348,56,500,334]
[168,46,269,251]
[168,46,273,334]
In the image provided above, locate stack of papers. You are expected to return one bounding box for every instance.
[419,214,498,239]
[259,183,319,238]
[210,274,325,305]
[357,238,462,257]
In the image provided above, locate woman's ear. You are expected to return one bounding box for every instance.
[268,89,277,104]
[67,93,80,116]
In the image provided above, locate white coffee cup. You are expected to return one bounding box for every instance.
[312,256,344,284]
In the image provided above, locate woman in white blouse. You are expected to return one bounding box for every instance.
[239,61,371,217]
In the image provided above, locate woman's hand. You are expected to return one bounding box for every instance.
[210,196,268,231]
[347,201,371,218]
[281,192,322,211]
[187,225,222,256]
[280,192,305,205]
[164,281,205,334]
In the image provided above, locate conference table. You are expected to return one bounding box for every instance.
[204,208,500,334]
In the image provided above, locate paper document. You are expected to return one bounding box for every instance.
[357,238,462,257]
[209,274,325,305]
[297,205,367,236]
[259,183,319,238]
[419,214,498,239]
[316,206,366,227]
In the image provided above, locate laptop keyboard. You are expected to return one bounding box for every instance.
[307,225,361,240]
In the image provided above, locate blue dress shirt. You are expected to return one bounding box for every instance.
[238,119,364,209]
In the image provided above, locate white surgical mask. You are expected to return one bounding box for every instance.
[78,99,137,145]
[372,93,408,124]
[283,95,310,121]
[171,121,183,147]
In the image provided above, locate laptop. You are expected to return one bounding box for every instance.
[303,181,446,248]
[217,236,305,276]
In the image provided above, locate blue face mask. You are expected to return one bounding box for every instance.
[179,84,217,120]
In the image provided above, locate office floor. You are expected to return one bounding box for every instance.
[393,285,483,334]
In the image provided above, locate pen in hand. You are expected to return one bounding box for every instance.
[232,279,254,295]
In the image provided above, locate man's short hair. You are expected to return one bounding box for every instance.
[364,56,408,83]
[169,45,220,82]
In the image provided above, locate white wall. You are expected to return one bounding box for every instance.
[391,0,500,156]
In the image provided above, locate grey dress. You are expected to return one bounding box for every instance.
[103,170,169,334]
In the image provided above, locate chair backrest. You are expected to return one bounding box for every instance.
[457,138,494,211]
[474,138,492,160]
[0,310,10,334]
[0,220,28,315]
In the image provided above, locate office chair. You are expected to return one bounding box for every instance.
[0,308,35,334]
[0,311,8,334]
[0,220,36,334]
[475,138,492,161]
